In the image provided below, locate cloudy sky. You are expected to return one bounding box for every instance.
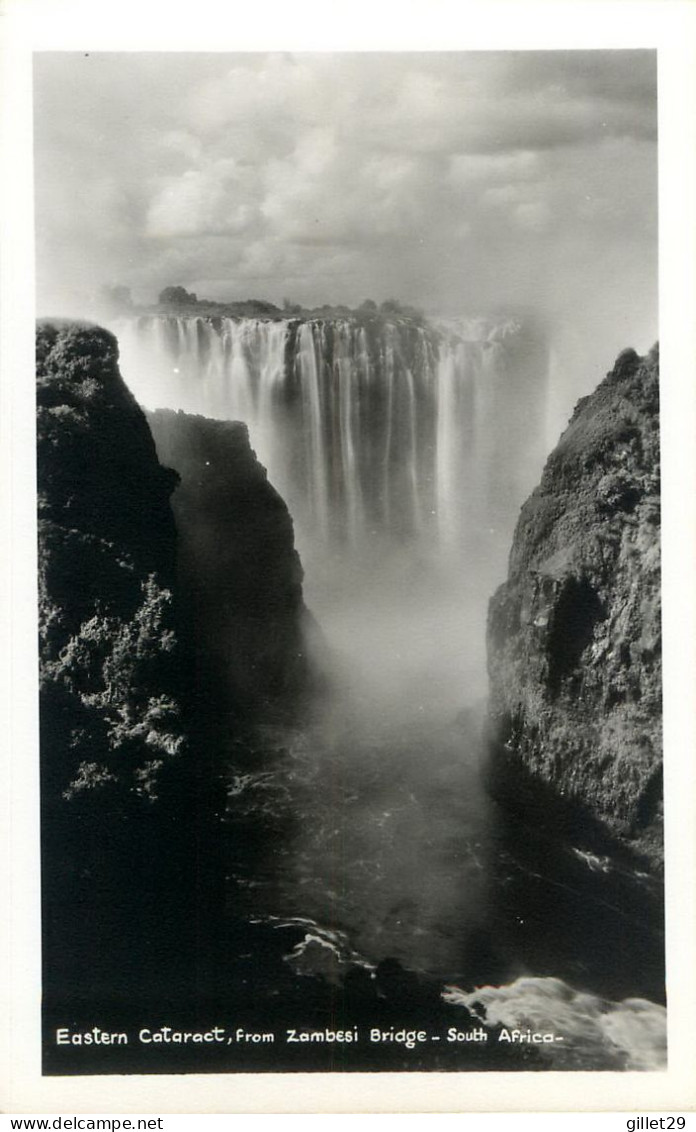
[34,51,657,346]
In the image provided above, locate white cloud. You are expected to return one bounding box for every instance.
[448,151,540,186]
[147,161,257,238]
[34,51,657,324]
[512,200,552,231]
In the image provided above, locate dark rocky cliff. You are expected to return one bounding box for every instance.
[37,321,185,806]
[37,321,195,1010]
[487,345,662,870]
[37,323,320,1030]
[146,408,318,722]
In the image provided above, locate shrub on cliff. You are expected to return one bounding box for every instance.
[37,321,185,805]
[158,285,198,306]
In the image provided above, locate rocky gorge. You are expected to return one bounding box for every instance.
[36,317,665,1074]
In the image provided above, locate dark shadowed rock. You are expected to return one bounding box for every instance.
[487,345,662,870]
[147,409,319,723]
[36,321,198,1013]
[37,321,186,804]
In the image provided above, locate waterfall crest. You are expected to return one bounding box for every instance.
[114,313,551,563]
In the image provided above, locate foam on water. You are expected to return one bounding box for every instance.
[443,977,667,1070]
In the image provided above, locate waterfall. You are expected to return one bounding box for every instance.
[113,312,550,564]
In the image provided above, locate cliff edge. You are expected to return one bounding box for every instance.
[37,321,185,806]
[147,408,317,721]
[37,321,320,1033]
[487,345,662,870]
[37,321,196,1010]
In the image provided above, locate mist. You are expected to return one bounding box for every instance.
[114,311,557,731]
[107,309,550,984]
[32,48,663,1058]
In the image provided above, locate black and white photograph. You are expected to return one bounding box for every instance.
[3,0,696,1115]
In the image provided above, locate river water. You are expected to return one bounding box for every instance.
[220,658,666,1072]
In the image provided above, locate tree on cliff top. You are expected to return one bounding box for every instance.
[158,285,198,306]
[379,298,425,322]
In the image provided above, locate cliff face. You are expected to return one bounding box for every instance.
[37,322,318,1027]
[37,322,185,805]
[487,346,662,868]
[147,408,316,720]
[37,322,198,1011]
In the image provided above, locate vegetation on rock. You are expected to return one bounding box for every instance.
[112,284,431,328]
[37,322,185,805]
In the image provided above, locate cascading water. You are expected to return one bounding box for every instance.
[114,313,550,562]
[114,311,552,711]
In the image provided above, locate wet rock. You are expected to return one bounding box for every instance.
[487,345,662,870]
[147,409,320,722]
